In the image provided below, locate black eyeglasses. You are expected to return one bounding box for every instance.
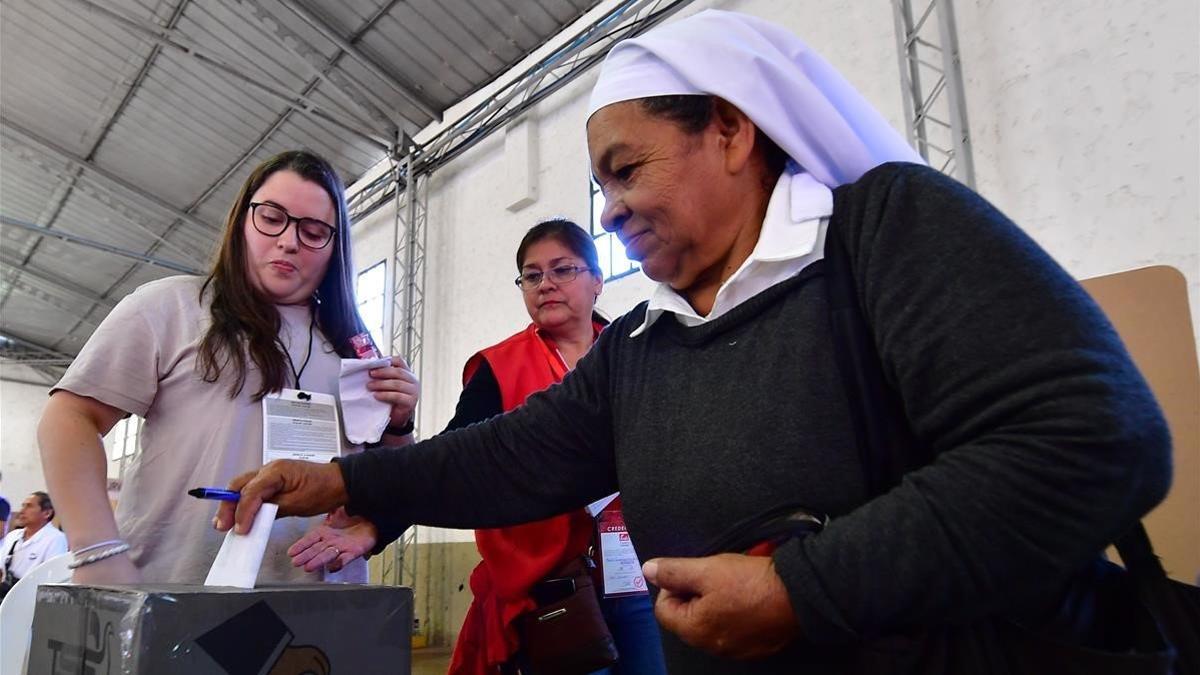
[249,202,336,250]
[514,264,593,291]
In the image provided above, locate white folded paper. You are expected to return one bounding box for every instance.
[339,357,393,444]
[204,503,279,588]
[586,493,620,517]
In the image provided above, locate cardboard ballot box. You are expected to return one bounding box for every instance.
[28,583,412,674]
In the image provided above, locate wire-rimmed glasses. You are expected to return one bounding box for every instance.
[514,264,593,291]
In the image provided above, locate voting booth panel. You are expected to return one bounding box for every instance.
[1080,266,1200,585]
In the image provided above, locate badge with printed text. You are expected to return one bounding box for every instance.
[262,389,341,465]
[596,506,648,597]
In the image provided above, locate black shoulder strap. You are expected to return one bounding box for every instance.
[3,534,19,578]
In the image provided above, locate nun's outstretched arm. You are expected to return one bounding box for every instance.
[220,330,622,545]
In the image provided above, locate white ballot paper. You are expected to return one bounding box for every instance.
[338,356,392,444]
[585,493,619,517]
[204,502,279,588]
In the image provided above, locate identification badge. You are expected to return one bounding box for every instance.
[596,505,648,597]
[262,389,341,465]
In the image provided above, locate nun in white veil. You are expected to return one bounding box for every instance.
[581,7,1165,671]
[221,9,1170,674]
[585,8,923,324]
[580,8,933,663]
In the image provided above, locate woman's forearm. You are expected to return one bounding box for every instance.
[38,392,124,549]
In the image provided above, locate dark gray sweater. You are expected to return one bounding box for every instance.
[340,163,1170,673]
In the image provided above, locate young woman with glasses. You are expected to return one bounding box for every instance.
[38,150,419,585]
[289,219,666,674]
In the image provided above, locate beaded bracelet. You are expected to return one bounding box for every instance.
[67,543,131,569]
[71,538,126,557]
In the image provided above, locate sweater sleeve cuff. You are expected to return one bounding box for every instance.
[771,536,860,646]
[335,454,410,556]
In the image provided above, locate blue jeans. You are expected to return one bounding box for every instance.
[591,593,667,675]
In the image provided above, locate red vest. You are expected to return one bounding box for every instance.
[449,323,599,674]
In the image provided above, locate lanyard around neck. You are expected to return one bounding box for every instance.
[277,310,316,390]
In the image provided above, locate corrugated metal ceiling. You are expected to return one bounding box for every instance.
[0,0,600,382]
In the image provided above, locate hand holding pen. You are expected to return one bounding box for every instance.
[214,460,349,535]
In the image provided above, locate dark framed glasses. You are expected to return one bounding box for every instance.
[514,264,593,291]
[249,202,336,250]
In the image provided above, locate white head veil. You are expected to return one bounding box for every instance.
[587,10,924,187]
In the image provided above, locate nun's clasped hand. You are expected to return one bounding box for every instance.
[642,553,800,659]
[367,355,420,429]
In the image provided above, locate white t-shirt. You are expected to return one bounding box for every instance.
[2,524,68,581]
[54,275,368,584]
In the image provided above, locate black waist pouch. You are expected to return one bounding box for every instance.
[516,556,618,675]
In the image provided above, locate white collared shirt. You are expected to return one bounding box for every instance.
[630,170,833,337]
[1,523,68,580]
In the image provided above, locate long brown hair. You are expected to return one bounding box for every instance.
[198,150,371,400]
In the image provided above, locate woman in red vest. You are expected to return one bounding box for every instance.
[446,219,666,675]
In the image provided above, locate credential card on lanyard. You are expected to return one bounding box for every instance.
[597,508,648,597]
[262,389,341,464]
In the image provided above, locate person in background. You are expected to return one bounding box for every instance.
[443,220,666,674]
[218,11,1170,674]
[1,492,68,595]
[38,150,419,585]
[0,496,10,538]
[292,220,667,675]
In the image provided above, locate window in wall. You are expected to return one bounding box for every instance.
[356,261,387,353]
[109,416,140,462]
[590,178,639,281]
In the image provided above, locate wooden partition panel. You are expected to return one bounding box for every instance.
[1080,266,1200,583]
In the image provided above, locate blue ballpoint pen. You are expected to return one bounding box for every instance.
[187,487,240,501]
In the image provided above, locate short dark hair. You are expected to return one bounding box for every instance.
[638,95,789,182]
[515,219,609,326]
[516,219,600,274]
[638,94,714,134]
[32,491,53,519]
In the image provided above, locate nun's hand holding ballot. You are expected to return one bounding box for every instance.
[642,554,800,659]
[214,459,348,535]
